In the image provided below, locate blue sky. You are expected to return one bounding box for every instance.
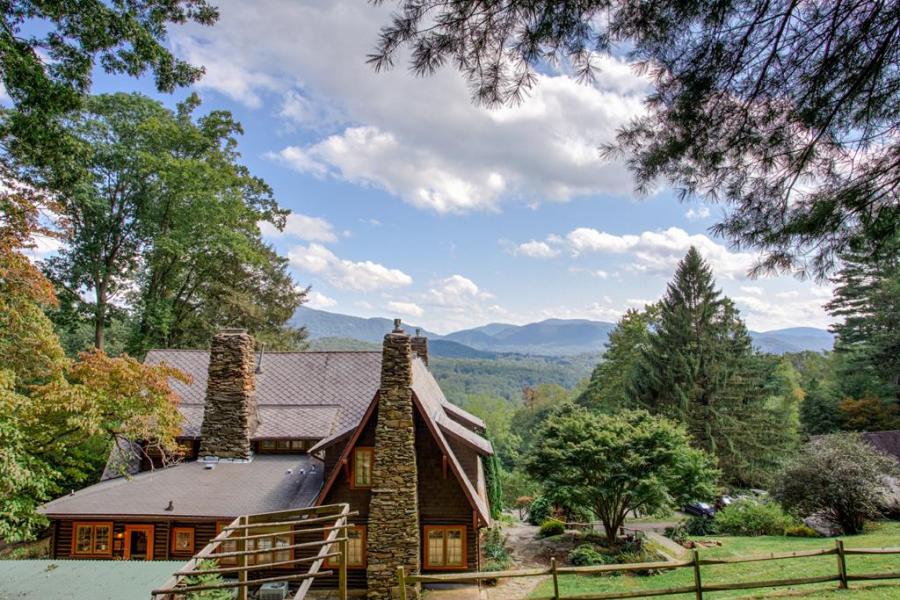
[63,0,833,334]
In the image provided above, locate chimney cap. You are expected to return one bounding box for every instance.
[392,318,403,333]
[219,327,248,335]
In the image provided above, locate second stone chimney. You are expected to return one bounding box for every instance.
[366,320,421,599]
[199,329,257,460]
[410,328,428,366]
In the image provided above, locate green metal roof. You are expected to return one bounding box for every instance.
[0,560,182,599]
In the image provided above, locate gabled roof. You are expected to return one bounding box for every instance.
[309,360,494,456]
[145,349,381,440]
[315,358,492,526]
[411,360,494,456]
[42,455,323,519]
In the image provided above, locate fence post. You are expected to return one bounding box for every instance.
[551,556,560,600]
[397,566,408,600]
[237,516,247,600]
[836,539,848,589]
[339,532,348,600]
[692,549,703,600]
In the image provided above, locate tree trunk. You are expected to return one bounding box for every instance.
[94,283,106,351]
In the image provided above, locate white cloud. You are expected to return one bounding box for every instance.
[171,0,651,214]
[513,240,560,258]
[564,226,757,279]
[424,274,494,307]
[387,301,424,318]
[740,286,764,295]
[23,234,64,262]
[732,292,831,330]
[685,206,711,221]
[306,290,337,309]
[568,266,608,279]
[287,243,412,292]
[259,213,337,242]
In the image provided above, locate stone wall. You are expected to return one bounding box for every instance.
[366,326,421,599]
[199,329,257,459]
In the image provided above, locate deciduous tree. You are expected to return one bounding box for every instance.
[527,407,719,541]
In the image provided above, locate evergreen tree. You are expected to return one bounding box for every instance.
[631,247,793,485]
[577,306,657,413]
[799,378,841,436]
[826,238,900,407]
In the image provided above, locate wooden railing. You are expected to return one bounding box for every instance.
[396,540,900,600]
[151,503,356,600]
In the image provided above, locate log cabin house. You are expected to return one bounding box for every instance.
[40,324,493,597]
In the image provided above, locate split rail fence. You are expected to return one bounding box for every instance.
[151,503,356,600]
[397,540,900,600]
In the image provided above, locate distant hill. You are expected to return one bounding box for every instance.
[749,327,835,354]
[294,307,834,356]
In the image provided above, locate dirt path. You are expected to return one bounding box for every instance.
[481,521,549,600]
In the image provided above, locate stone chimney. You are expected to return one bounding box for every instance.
[366,319,421,599]
[199,329,257,460]
[410,328,428,366]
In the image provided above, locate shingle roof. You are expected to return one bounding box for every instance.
[41,455,323,519]
[0,560,183,600]
[144,349,381,440]
[411,359,494,456]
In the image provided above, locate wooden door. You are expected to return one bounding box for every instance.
[123,525,154,560]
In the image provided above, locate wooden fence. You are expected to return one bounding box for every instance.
[151,503,356,600]
[397,540,900,600]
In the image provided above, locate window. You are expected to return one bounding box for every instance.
[290,440,308,451]
[247,526,292,567]
[325,525,366,568]
[72,522,113,556]
[351,447,374,488]
[276,440,290,450]
[216,521,237,566]
[423,526,466,569]
[171,527,194,553]
[260,440,276,450]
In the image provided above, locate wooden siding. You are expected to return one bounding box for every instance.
[52,518,221,561]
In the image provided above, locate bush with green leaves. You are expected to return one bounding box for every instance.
[714,499,796,536]
[784,524,819,537]
[568,544,609,566]
[185,560,232,600]
[773,434,900,534]
[528,495,552,525]
[483,525,510,565]
[538,518,565,538]
[684,515,717,536]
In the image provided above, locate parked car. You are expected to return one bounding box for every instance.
[683,501,716,518]
[715,495,735,511]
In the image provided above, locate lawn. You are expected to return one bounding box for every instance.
[530,522,900,599]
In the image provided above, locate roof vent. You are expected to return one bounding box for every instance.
[255,343,266,374]
[165,500,174,511]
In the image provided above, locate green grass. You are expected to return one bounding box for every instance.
[531,522,900,599]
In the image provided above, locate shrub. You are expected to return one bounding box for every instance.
[185,560,233,600]
[483,525,510,563]
[714,499,795,536]
[684,515,717,536]
[773,434,900,534]
[538,518,565,538]
[784,524,819,537]
[482,559,508,572]
[528,495,552,525]
[568,544,609,566]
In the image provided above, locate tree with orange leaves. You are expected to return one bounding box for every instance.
[1,183,187,541]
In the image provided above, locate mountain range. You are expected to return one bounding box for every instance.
[292,307,834,357]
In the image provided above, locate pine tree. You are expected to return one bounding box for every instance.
[577,306,657,413]
[631,247,794,485]
[826,239,900,406]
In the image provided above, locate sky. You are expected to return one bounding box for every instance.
[45,0,835,335]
